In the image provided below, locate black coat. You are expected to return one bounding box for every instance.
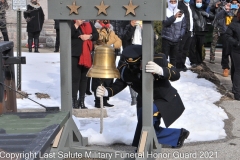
[110,20,125,40]
[212,8,235,34]
[106,54,185,127]
[71,21,99,57]
[23,4,45,33]
[178,1,195,32]
[192,7,214,34]
[225,21,240,51]
[122,24,136,48]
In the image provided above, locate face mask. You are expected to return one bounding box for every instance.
[184,0,190,3]
[196,3,202,8]
[169,3,177,9]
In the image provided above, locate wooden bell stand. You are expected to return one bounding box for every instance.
[48,0,166,159]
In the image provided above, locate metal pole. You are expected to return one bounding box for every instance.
[142,21,154,127]
[16,10,22,91]
[59,21,72,113]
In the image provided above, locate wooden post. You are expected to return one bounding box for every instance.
[0,42,19,113]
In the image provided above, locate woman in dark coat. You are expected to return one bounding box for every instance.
[23,0,44,53]
[225,10,240,101]
[71,20,99,109]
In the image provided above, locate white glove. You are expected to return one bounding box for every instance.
[96,86,106,97]
[146,61,163,75]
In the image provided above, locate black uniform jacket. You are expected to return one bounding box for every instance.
[106,53,185,127]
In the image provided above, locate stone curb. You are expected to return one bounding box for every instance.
[17,108,108,118]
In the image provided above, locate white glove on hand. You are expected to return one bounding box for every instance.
[146,61,163,75]
[96,86,106,97]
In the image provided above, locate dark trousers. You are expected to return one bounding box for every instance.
[189,34,205,65]
[28,31,40,42]
[55,29,60,50]
[220,34,230,69]
[0,20,9,41]
[176,31,193,69]
[231,49,240,100]
[162,38,179,66]
[92,78,113,104]
[132,104,181,147]
[72,56,89,99]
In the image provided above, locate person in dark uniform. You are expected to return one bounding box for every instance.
[225,9,240,101]
[96,45,190,148]
[24,0,45,53]
[54,20,60,52]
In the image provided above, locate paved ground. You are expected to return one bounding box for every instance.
[15,47,240,159]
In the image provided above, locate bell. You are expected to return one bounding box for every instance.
[86,44,120,79]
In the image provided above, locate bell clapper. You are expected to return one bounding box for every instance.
[100,79,104,134]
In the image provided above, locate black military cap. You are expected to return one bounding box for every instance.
[122,45,142,64]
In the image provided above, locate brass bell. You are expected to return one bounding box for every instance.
[86,44,120,79]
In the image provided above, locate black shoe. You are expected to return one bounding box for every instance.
[104,102,114,107]
[81,106,88,109]
[94,103,101,108]
[29,48,32,52]
[54,49,59,52]
[176,68,187,72]
[173,128,190,148]
[72,98,79,109]
[86,90,92,95]
[209,60,215,64]
[234,94,240,101]
[78,97,88,109]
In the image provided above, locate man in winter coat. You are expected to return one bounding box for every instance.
[212,2,235,77]
[162,0,186,67]
[24,0,44,53]
[189,0,215,67]
[96,45,190,149]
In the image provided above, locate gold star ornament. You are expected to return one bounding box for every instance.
[95,1,110,16]
[123,0,139,16]
[67,1,81,15]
